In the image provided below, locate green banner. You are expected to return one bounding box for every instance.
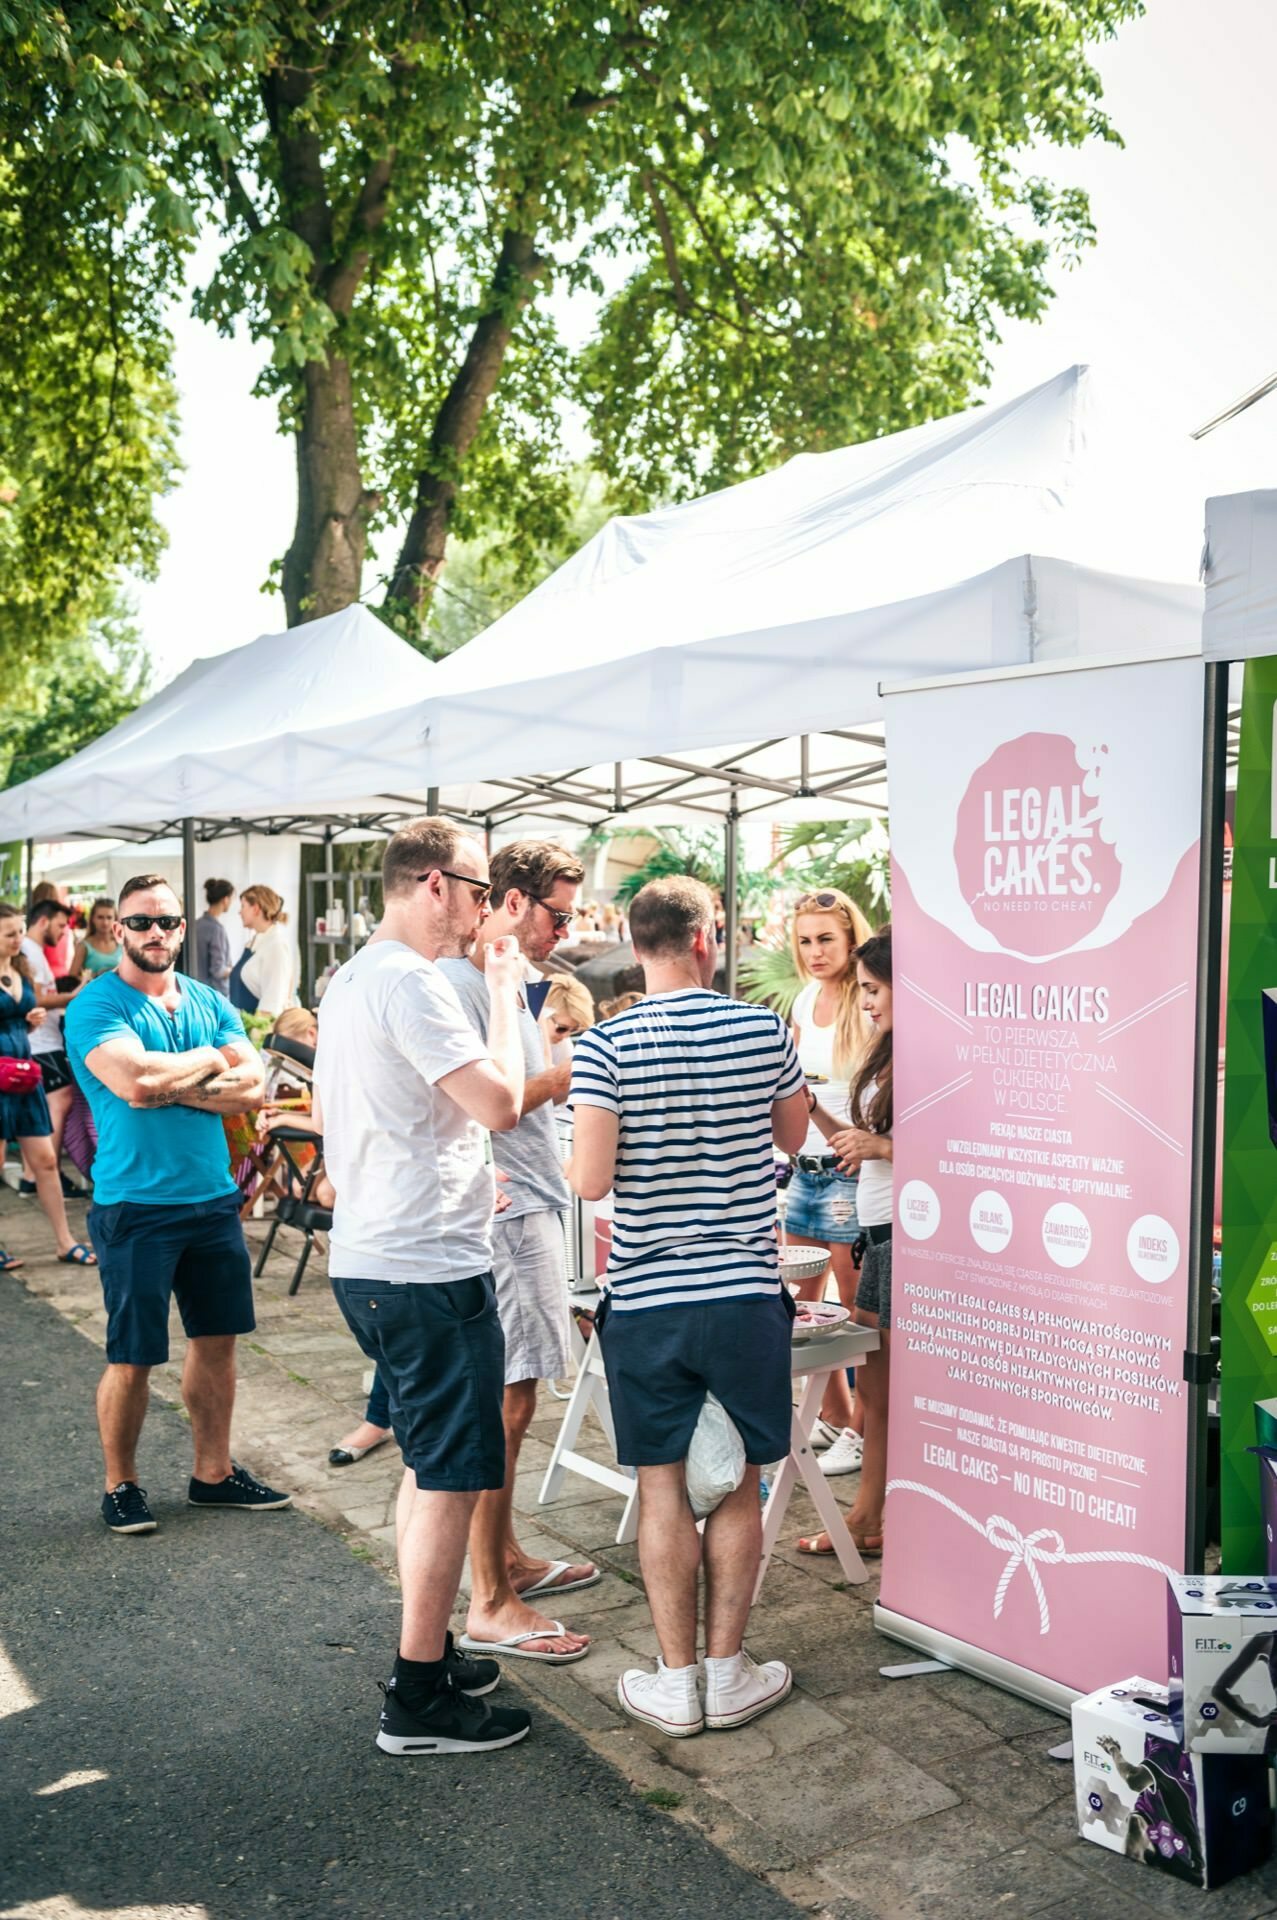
[1221,654,1277,1572]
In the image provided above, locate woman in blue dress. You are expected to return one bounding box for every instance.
[0,903,96,1271]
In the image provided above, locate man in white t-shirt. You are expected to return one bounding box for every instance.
[20,897,81,1195]
[315,816,532,1757]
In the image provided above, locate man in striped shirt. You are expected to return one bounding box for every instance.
[568,877,811,1738]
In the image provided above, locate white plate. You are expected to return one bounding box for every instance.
[791,1301,851,1341]
[778,1244,831,1284]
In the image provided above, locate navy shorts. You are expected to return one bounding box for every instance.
[89,1192,255,1366]
[595,1289,796,1468]
[331,1273,506,1492]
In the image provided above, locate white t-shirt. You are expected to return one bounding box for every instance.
[242,921,299,1017]
[791,978,851,1155]
[20,939,61,1056]
[854,1077,894,1226]
[316,940,492,1284]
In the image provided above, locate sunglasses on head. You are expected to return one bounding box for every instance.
[797,891,841,911]
[419,867,492,905]
[121,913,183,932]
[531,894,574,930]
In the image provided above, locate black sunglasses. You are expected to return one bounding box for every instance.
[120,913,183,932]
[531,894,574,930]
[796,891,840,911]
[419,867,492,905]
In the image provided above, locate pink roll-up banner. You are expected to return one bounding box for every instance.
[878,653,1204,1706]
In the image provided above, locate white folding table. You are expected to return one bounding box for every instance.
[538,1317,881,1594]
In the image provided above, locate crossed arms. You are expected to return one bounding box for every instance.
[85,1033,266,1115]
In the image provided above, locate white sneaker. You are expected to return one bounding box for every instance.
[810,1417,841,1450]
[617,1659,704,1737]
[704,1650,793,1730]
[818,1427,864,1475]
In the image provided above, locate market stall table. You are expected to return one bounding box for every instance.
[538,1318,881,1593]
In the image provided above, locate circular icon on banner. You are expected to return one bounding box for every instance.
[1042,1202,1091,1270]
[1088,1792,1104,1813]
[898,1180,940,1242]
[1201,1702,1220,1720]
[1126,1213,1180,1286]
[969,1190,1013,1254]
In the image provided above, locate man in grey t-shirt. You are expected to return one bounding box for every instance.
[440,837,598,1668]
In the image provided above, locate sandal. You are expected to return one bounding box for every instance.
[796,1528,884,1558]
[57,1242,97,1266]
[0,1249,23,1273]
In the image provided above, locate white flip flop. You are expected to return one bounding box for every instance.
[457,1621,590,1664]
[514,1559,603,1600]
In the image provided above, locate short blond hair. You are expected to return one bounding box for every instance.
[545,977,594,1033]
[242,883,286,925]
[382,816,469,901]
[271,1006,318,1043]
[629,876,714,959]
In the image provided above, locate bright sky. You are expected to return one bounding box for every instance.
[134,0,1277,687]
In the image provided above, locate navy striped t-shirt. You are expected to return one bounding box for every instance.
[569,989,804,1312]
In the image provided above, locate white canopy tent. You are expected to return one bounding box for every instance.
[0,366,1209,895]
[1203,490,1277,661]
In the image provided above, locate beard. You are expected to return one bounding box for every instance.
[122,934,179,974]
[514,903,556,964]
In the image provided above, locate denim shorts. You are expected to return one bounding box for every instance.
[332,1273,506,1492]
[595,1289,796,1468]
[89,1192,255,1366]
[855,1228,893,1327]
[784,1165,860,1244]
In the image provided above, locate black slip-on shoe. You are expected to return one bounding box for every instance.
[102,1482,157,1535]
[188,1464,292,1511]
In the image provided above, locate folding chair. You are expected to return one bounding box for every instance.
[252,1125,332,1297]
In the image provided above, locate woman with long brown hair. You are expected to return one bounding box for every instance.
[783,886,872,1467]
[0,902,96,1270]
[799,926,892,1557]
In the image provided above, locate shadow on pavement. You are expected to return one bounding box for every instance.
[0,1274,797,1920]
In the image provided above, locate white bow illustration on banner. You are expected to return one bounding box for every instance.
[886,1480,1175,1635]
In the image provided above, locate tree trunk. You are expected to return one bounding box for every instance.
[282,349,375,625]
[384,229,544,624]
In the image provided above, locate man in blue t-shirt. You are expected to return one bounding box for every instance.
[568,876,811,1742]
[65,874,291,1536]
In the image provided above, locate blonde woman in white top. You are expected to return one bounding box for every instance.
[232,884,299,1019]
[784,886,871,1468]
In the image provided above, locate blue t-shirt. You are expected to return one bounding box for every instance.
[569,989,804,1312]
[65,972,247,1207]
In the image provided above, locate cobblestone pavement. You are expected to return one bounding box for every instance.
[5,1182,1277,1920]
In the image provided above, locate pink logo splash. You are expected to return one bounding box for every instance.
[954,732,1122,956]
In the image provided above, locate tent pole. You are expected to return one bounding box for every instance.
[723,791,740,997]
[24,837,33,901]
[1185,659,1228,1572]
[426,787,439,816]
[181,817,197,975]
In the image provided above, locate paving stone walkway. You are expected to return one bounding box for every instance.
[5,1181,1277,1920]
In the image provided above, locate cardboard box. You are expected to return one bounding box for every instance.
[1073,1677,1271,1889]
[1168,1574,1277,1754]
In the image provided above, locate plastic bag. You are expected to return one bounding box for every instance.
[684,1392,747,1517]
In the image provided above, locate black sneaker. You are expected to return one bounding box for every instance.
[445,1631,499,1698]
[187,1464,292,1511]
[377,1673,530,1756]
[102,1482,157,1534]
[17,1177,35,1196]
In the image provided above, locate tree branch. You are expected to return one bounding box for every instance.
[641,172,689,313]
[384,227,546,617]
[324,150,396,315]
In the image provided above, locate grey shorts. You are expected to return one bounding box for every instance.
[855,1229,892,1327]
[492,1208,569,1384]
